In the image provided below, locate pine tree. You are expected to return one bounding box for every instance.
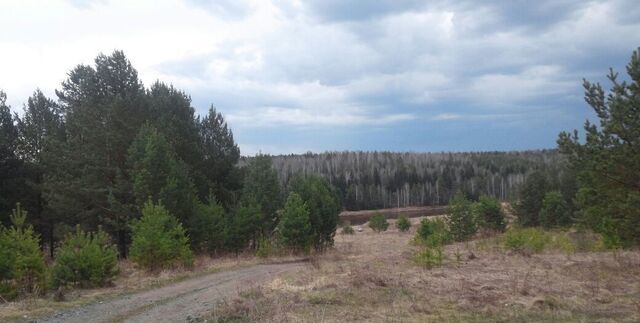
[473,195,506,232]
[447,191,476,241]
[289,175,340,251]
[558,48,640,246]
[189,196,226,255]
[278,193,311,250]
[539,191,571,228]
[241,154,282,234]
[515,171,548,227]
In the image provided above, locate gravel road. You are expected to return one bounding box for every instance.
[36,262,306,323]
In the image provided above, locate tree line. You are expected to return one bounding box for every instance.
[0,50,340,263]
[265,150,564,211]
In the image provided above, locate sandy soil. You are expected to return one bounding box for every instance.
[31,261,306,323]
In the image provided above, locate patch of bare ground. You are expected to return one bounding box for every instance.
[210,217,640,322]
[0,253,304,322]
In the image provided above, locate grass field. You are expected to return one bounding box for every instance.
[210,217,640,322]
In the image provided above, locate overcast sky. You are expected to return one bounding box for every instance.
[1,0,639,155]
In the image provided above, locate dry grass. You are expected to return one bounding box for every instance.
[0,252,303,322]
[210,217,640,322]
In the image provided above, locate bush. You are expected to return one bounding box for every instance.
[414,246,444,269]
[52,226,119,288]
[473,195,506,232]
[415,218,451,247]
[368,213,389,233]
[341,225,355,235]
[0,204,47,300]
[396,216,411,232]
[278,193,312,251]
[447,191,477,241]
[129,201,193,271]
[539,191,572,228]
[189,197,225,255]
[502,227,548,253]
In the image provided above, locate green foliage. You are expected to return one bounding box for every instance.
[368,213,389,233]
[129,201,193,271]
[189,196,226,255]
[289,175,340,251]
[500,227,575,254]
[341,225,355,235]
[539,191,572,228]
[414,246,444,269]
[224,205,261,253]
[196,107,241,208]
[127,124,196,224]
[241,154,282,234]
[447,192,477,241]
[558,49,640,247]
[278,193,312,251]
[52,226,118,288]
[396,216,411,232]
[0,204,47,300]
[515,171,548,227]
[415,218,451,247]
[473,195,506,232]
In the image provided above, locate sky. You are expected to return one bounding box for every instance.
[1,0,639,155]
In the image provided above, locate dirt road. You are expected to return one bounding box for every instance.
[37,262,307,323]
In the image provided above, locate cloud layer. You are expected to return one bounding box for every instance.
[1,0,639,154]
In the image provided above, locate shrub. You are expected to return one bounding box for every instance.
[415,218,451,247]
[341,225,355,235]
[255,236,279,258]
[278,193,312,251]
[189,197,225,255]
[539,191,572,228]
[129,201,193,271]
[368,213,389,233]
[473,195,506,232]
[502,227,548,253]
[447,191,477,241]
[414,246,444,269]
[52,226,118,288]
[0,204,47,300]
[396,216,411,232]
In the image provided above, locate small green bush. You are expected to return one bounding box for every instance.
[52,226,119,288]
[368,213,389,233]
[415,218,451,247]
[129,201,193,271]
[396,216,411,232]
[447,191,477,241]
[0,204,47,300]
[414,246,444,269]
[473,195,506,232]
[255,236,279,258]
[341,225,355,235]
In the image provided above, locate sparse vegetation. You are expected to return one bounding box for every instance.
[341,225,355,235]
[396,216,411,232]
[51,226,119,288]
[368,213,389,233]
[415,218,450,247]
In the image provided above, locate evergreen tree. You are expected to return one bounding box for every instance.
[473,195,506,232]
[514,171,548,227]
[0,91,26,227]
[539,191,571,228]
[289,175,340,251]
[127,124,196,225]
[196,107,241,208]
[396,216,411,232]
[241,154,282,234]
[129,201,193,270]
[558,49,640,246]
[278,193,311,250]
[45,51,149,255]
[16,89,66,256]
[369,213,389,233]
[189,196,226,255]
[447,191,476,241]
[224,204,261,253]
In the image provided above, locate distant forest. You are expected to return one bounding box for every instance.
[263,150,565,211]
